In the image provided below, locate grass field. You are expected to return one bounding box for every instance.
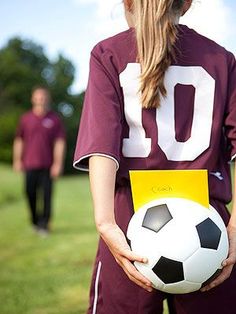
[1,161,234,314]
[0,163,170,314]
[0,163,97,314]
[1,162,233,314]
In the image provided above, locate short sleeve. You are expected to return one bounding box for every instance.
[73,46,122,171]
[224,53,236,161]
[54,117,66,140]
[15,116,24,138]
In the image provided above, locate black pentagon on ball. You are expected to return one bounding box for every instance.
[152,256,184,284]
[196,218,221,250]
[142,204,173,233]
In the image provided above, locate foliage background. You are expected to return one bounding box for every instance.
[0,37,84,173]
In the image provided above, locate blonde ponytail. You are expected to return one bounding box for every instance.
[132,0,185,108]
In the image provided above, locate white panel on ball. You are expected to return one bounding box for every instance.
[146,223,200,262]
[184,248,224,283]
[163,281,202,294]
[135,263,165,291]
[167,198,209,225]
[208,207,228,231]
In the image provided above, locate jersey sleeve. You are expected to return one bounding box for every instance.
[54,117,66,140]
[224,53,236,161]
[73,45,122,171]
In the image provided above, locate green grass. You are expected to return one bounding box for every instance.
[1,162,233,314]
[0,163,97,314]
[0,163,170,314]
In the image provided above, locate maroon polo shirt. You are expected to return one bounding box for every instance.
[16,110,66,170]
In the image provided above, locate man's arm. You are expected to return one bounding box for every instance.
[50,138,66,178]
[13,137,24,172]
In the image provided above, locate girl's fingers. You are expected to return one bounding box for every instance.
[124,269,153,292]
[202,234,236,292]
[104,229,152,291]
[121,248,148,264]
[122,258,152,287]
[201,265,233,292]
[222,255,236,267]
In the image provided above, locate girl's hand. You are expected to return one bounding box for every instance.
[98,223,153,292]
[201,225,236,292]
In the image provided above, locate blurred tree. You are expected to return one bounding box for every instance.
[0,37,84,174]
[50,54,75,104]
[60,92,85,174]
[0,37,48,111]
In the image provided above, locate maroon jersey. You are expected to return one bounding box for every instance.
[73,25,236,204]
[16,110,65,170]
[74,25,236,314]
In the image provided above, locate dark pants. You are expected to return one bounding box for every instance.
[25,169,52,229]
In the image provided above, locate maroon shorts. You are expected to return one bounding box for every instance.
[87,187,236,314]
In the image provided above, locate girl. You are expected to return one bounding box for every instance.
[74,0,236,313]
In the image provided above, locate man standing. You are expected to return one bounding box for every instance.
[13,86,66,235]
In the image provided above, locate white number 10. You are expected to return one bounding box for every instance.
[119,64,215,161]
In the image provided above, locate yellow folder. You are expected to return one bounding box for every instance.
[129,170,209,212]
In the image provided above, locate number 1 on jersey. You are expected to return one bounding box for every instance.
[119,64,215,162]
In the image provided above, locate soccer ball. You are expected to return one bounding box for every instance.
[127,198,229,294]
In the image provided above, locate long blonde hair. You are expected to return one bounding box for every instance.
[127,0,185,108]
